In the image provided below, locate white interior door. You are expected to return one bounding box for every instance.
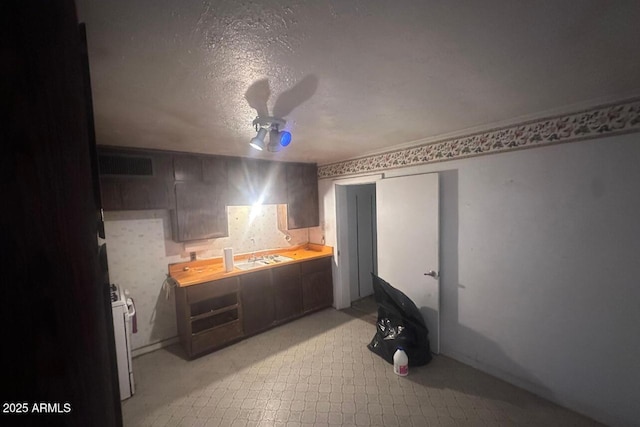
[376,173,440,353]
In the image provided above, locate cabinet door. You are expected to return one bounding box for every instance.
[302,164,319,226]
[240,270,274,335]
[120,178,170,210]
[99,178,123,210]
[98,148,174,211]
[302,258,333,312]
[272,264,302,321]
[227,158,264,205]
[247,159,267,203]
[227,158,286,206]
[263,161,287,205]
[174,182,228,241]
[285,164,305,228]
[285,163,319,228]
[203,156,229,205]
[227,157,249,205]
[173,155,202,181]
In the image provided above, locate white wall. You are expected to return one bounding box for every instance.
[319,133,640,426]
[104,205,314,354]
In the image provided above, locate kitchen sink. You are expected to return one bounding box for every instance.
[264,255,294,264]
[235,260,267,271]
[234,255,294,271]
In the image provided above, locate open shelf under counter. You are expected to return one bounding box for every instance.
[174,275,243,358]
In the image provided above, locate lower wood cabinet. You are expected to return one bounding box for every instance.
[175,276,243,358]
[301,257,333,312]
[272,264,303,322]
[240,270,275,336]
[175,257,333,359]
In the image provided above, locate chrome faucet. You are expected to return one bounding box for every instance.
[248,238,258,262]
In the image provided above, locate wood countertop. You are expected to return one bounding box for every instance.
[169,243,333,287]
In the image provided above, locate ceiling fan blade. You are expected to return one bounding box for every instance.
[244,78,271,117]
[272,74,319,118]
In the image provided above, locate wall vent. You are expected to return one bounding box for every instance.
[99,154,153,176]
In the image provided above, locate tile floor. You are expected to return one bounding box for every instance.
[348,296,378,324]
[122,307,601,426]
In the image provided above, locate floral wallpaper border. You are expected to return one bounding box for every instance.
[318,98,640,179]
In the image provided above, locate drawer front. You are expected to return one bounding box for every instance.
[190,320,243,356]
[300,257,331,275]
[187,277,239,304]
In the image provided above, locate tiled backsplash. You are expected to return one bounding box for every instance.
[104,205,319,353]
[197,204,310,257]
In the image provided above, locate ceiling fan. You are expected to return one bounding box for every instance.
[244,75,318,152]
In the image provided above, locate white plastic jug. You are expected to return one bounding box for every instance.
[393,347,408,376]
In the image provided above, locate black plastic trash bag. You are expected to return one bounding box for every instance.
[367,273,432,366]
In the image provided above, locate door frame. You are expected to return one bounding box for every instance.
[334,174,382,309]
[346,183,378,301]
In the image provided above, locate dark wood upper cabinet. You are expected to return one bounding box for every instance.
[120,178,171,210]
[173,155,203,181]
[227,157,250,205]
[97,147,319,235]
[281,163,319,229]
[203,156,228,183]
[99,147,173,179]
[227,158,288,206]
[227,158,258,205]
[173,182,228,241]
[172,155,229,241]
[203,156,229,204]
[99,179,123,211]
[97,147,174,211]
[263,161,287,205]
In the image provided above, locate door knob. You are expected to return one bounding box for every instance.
[424,270,439,279]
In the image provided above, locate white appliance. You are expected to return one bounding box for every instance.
[111,284,135,400]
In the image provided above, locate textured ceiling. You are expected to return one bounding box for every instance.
[77,0,640,164]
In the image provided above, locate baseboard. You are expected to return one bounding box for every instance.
[131,336,180,358]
